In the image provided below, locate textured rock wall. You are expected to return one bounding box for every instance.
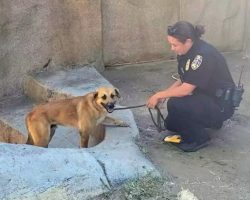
[0,0,102,97]
[102,0,179,65]
[180,0,246,52]
[103,0,246,65]
[245,0,250,56]
[0,0,247,97]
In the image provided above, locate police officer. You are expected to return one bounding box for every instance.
[146,21,235,152]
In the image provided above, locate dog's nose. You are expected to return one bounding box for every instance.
[107,103,115,109]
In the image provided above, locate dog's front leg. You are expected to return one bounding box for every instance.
[79,130,90,148]
[102,116,129,127]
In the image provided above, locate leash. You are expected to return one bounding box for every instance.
[114,104,166,132]
[113,74,178,132]
[148,106,166,132]
[114,104,146,110]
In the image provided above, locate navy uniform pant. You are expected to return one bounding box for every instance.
[164,93,233,143]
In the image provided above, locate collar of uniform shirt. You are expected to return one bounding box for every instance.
[182,39,201,58]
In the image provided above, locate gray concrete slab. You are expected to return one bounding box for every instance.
[87,110,159,186]
[24,67,112,103]
[0,144,110,200]
[0,66,160,200]
[0,96,32,143]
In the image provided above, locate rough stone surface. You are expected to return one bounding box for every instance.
[245,0,250,56]
[181,0,246,51]
[0,66,160,199]
[23,67,112,103]
[0,144,110,200]
[101,52,250,200]
[102,0,179,65]
[0,0,103,97]
[0,96,31,143]
[0,1,248,97]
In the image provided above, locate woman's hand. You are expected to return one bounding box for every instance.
[146,94,160,109]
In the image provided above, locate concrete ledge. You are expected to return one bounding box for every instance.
[0,120,27,144]
[23,67,112,103]
[0,66,160,199]
[0,96,31,144]
[0,144,110,200]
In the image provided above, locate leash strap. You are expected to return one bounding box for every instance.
[114,103,166,132]
[114,104,146,110]
[148,106,166,132]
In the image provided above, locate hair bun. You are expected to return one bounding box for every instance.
[195,25,205,38]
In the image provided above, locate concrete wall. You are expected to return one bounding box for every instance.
[244,0,250,56]
[102,0,179,65]
[0,0,102,97]
[0,0,248,97]
[103,0,246,65]
[180,0,246,52]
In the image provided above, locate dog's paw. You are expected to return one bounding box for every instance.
[115,120,129,127]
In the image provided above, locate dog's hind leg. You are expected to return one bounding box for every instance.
[26,117,51,147]
[26,114,35,145]
[26,132,34,145]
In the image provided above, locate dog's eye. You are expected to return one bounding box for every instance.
[102,95,107,100]
[110,94,115,99]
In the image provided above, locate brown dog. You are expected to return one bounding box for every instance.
[26,87,127,148]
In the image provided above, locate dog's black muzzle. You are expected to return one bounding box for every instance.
[102,102,115,113]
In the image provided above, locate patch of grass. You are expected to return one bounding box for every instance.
[94,175,178,200]
[123,176,176,200]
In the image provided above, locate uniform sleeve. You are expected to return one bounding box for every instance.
[183,54,215,90]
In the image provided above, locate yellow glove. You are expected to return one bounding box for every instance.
[164,135,181,144]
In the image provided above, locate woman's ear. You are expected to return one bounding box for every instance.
[185,38,193,46]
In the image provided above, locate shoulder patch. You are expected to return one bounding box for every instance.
[185,59,190,71]
[191,55,203,70]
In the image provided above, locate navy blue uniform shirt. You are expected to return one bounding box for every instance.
[177,39,235,97]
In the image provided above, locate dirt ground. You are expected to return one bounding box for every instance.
[97,52,250,200]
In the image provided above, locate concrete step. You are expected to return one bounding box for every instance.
[0,96,31,144]
[0,94,82,148]
[23,66,112,148]
[0,66,160,200]
[21,66,115,148]
[0,66,114,147]
[23,67,112,103]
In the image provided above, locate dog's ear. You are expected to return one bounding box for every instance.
[114,88,120,98]
[94,92,98,99]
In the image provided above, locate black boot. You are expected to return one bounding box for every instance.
[174,136,210,152]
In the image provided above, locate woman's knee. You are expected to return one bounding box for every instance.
[167,97,183,113]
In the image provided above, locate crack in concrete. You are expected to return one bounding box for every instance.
[96,159,111,190]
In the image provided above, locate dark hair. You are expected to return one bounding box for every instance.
[167,21,205,43]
